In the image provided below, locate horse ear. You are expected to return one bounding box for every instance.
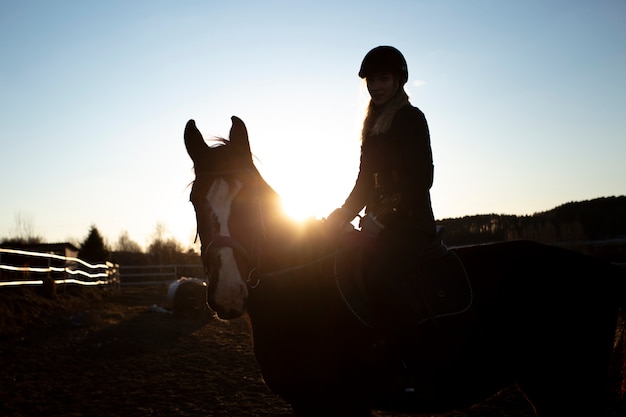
[184,119,209,162]
[229,116,251,154]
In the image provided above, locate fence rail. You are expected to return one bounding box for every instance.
[119,264,205,286]
[3,246,622,288]
[0,248,119,288]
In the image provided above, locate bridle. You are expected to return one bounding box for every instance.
[194,169,265,289]
[202,235,261,288]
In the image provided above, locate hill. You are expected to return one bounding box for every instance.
[437,196,626,261]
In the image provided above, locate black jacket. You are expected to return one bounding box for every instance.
[342,104,437,245]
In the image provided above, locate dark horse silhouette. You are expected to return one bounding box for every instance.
[184,116,626,417]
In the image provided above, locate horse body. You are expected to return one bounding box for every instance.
[248,240,621,416]
[184,116,626,416]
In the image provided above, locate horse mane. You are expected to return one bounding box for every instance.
[206,136,229,148]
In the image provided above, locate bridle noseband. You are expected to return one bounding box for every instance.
[202,234,261,289]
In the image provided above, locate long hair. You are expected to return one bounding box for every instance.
[361,86,410,141]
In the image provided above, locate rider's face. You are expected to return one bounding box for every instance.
[366,72,399,106]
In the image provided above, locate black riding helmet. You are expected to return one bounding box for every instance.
[358,46,408,85]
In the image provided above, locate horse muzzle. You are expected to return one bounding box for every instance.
[201,235,255,319]
[207,286,248,320]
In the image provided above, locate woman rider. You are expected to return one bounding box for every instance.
[327,46,440,264]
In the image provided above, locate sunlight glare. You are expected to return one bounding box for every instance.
[281,196,323,222]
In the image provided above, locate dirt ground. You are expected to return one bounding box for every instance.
[0,285,623,417]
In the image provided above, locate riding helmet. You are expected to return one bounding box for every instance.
[358,46,408,85]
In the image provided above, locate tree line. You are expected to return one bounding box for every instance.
[0,223,200,267]
[437,196,626,262]
[437,196,626,246]
[3,196,624,265]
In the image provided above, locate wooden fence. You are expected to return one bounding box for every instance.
[119,264,205,286]
[3,246,621,289]
[0,248,119,288]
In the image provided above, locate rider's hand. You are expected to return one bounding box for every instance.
[325,208,353,232]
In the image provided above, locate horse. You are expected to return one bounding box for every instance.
[183,116,626,417]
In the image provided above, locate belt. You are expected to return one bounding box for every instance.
[373,170,400,190]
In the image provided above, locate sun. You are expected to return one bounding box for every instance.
[272,173,358,224]
[255,157,362,225]
[249,123,362,226]
[269,175,347,224]
[281,195,325,222]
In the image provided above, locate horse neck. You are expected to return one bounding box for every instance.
[246,182,340,348]
[253,178,330,270]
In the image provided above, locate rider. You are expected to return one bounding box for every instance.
[327,46,440,264]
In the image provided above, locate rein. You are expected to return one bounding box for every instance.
[204,231,336,289]
[258,251,336,280]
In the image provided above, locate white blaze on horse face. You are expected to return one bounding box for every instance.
[203,178,248,313]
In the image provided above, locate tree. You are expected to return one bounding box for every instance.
[115,230,142,253]
[80,225,109,263]
[5,211,43,244]
[146,222,193,264]
[147,237,184,265]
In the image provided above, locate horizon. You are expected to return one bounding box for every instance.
[2,194,624,251]
[2,1,625,249]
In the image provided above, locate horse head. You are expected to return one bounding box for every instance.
[185,116,261,319]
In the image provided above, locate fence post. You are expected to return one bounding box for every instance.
[42,255,56,297]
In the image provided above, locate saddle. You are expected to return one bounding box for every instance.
[335,229,473,333]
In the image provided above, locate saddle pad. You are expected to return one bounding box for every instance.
[335,247,472,329]
[335,245,380,328]
[409,250,473,326]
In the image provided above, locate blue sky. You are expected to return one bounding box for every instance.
[1,0,625,249]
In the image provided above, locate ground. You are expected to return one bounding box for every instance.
[0,285,623,417]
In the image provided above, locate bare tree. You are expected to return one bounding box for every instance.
[115,230,143,253]
[152,221,167,244]
[8,211,42,244]
[147,222,190,264]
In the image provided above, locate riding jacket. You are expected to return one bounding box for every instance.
[341,103,437,247]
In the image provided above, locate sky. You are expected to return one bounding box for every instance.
[1,0,625,251]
